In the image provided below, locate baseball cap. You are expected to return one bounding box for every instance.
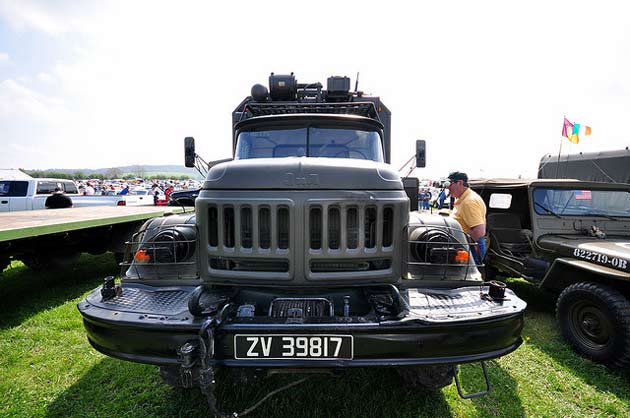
[447,171,468,183]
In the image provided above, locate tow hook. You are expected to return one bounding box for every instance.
[100,276,122,301]
[178,342,198,389]
[452,361,492,399]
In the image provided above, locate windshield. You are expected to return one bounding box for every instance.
[533,188,630,218]
[235,127,384,162]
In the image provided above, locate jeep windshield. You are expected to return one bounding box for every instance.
[235,127,384,162]
[533,188,630,218]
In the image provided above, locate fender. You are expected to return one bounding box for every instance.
[540,257,630,291]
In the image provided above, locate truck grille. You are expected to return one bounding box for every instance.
[207,203,291,273]
[306,203,396,275]
[308,204,394,251]
[199,193,406,283]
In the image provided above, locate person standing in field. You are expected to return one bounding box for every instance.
[45,187,73,209]
[446,171,487,265]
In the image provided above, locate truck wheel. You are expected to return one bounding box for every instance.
[397,365,454,390]
[0,256,10,273]
[556,282,630,368]
[21,253,81,271]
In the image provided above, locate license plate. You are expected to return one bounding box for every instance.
[234,334,353,360]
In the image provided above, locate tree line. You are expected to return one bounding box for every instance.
[22,169,192,181]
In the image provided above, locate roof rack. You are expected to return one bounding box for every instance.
[245,102,379,121]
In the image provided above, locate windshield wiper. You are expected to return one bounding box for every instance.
[589,213,621,221]
[559,191,575,216]
[535,201,562,219]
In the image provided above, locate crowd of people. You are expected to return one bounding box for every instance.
[417,186,453,211]
[43,178,202,209]
[73,178,201,197]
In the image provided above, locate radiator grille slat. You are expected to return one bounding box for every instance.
[347,207,358,249]
[328,206,341,250]
[241,206,253,248]
[259,207,271,249]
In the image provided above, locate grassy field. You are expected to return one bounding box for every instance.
[1,255,628,418]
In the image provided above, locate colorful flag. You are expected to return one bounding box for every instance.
[575,190,592,200]
[573,123,580,134]
[568,133,579,144]
[585,126,592,135]
[562,117,573,137]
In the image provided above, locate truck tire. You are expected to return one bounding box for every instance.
[397,365,454,390]
[21,252,80,271]
[556,282,630,368]
[0,256,10,273]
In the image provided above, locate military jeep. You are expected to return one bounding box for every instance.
[471,179,630,368]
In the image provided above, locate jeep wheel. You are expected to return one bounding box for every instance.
[556,282,630,368]
[397,365,454,390]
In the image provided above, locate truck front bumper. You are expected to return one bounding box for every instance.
[78,283,526,368]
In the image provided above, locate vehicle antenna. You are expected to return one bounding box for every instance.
[354,72,360,92]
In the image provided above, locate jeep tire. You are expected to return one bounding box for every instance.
[397,365,454,390]
[556,282,630,368]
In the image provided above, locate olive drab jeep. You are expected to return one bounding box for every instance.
[78,74,527,417]
[471,179,630,368]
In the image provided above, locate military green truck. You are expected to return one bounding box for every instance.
[78,74,526,416]
[471,179,630,368]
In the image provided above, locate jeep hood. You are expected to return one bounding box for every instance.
[202,158,403,190]
[538,235,630,273]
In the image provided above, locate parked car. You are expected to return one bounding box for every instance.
[471,178,630,368]
[167,188,199,206]
[0,178,144,211]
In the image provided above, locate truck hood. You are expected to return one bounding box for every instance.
[202,158,403,190]
[538,235,630,274]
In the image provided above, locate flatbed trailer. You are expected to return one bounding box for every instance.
[1,206,187,270]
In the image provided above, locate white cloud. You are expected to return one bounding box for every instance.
[0,0,109,35]
[0,52,10,65]
[0,78,72,122]
[37,72,53,83]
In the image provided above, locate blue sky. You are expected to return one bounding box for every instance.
[1,0,629,180]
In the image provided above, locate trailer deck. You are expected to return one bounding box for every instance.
[0,206,187,242]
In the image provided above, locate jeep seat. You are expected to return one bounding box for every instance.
[487,213,531,256]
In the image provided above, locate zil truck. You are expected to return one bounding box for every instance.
[78,73,527,416]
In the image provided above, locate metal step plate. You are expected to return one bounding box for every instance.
[86,284,193,316]
[406,287,526,323]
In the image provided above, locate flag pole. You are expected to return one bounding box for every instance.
[556,117,565,179]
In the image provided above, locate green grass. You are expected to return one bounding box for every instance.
[1,256,629,417]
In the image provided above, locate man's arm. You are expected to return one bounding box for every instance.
[469,223,486,241]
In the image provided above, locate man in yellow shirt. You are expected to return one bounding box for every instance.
[446,172,487,264]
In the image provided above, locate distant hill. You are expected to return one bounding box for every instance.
[27,165,203,180]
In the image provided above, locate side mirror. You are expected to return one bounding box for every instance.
[184,137,196,168]
[415,140,426,168]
